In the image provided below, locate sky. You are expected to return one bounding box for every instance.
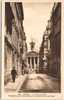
[23,3,54,52]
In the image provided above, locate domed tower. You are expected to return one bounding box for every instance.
[26,40,39,73]
[30,40,35,51]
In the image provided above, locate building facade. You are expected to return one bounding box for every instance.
[26,41,39,74]
[5,2,27,84]
[39,3,61,79]
[26,51,39,74]
[39,30,49,73]
[48,3,61,79]
[39,41,44,73]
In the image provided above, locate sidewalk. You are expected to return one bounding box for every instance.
[4,74,28,93]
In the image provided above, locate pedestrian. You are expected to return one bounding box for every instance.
[11,67,17,82]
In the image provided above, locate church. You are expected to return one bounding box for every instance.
[26,41,39,74]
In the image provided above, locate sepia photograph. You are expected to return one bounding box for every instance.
[2,1,61,98]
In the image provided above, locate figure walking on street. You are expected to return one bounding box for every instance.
[11,67,17,82]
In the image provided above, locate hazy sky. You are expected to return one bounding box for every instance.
[23,3,53,52]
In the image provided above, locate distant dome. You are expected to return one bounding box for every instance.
[30,40,35,51]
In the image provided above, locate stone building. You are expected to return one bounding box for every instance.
[5,2,27,84]
[39,30,49,73]
[39,41,44,73]
[48,3,61,79]
[26,51,39,74]
[39,3,61,79]
[26,41,39,74]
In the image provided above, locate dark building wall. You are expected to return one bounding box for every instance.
[39,43,44,73]
[48,3,61,79]
[4,2,26,84]
[5,3,14,34]
[39,3,61,78]
[39,33,49,73]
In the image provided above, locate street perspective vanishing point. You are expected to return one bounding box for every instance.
[4,2,61,95]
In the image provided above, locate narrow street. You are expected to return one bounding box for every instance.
[19,73,60,93]
[4,2,61,95]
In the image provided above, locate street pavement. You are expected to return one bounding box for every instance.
[19,73,60,93]
[5,73,60,93]
[4,74,28,93]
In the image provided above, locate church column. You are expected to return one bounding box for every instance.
[37,57,39,72]
[30,57,32,72]
[34,57,36,70]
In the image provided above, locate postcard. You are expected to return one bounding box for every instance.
[0,0,64,100]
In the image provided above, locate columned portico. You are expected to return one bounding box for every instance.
[26,40,39,73]
[27,51,39,73]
